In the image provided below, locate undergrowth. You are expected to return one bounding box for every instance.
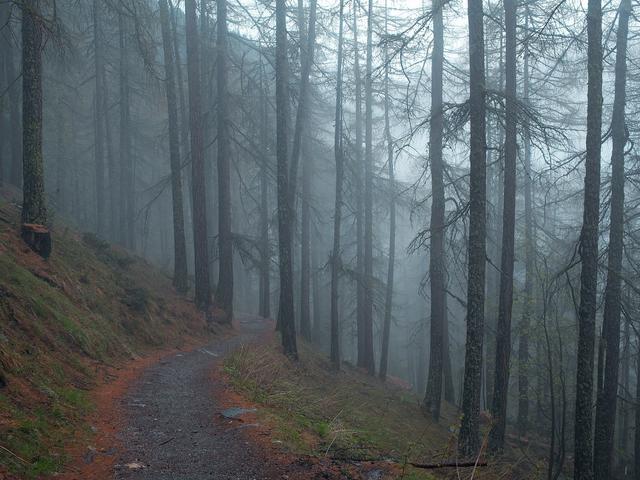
[224,340,546,480]
[223,340,457,479]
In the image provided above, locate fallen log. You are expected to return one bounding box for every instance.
[21,223,52,259]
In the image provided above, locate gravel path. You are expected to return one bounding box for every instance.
[113,315,279,480]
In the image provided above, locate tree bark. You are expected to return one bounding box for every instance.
[118,13,134,249]
[593,0,629,475]
[352,0,366,369]
[289,0,317,210]
[363,0,375,376]
[423,0,445,419]
[296,0,318,342]
[21,0,47,226]
[458,0,487,459]
[215,0,234,323]
[330,0,345,370]
[574,0,603,475]
[185,0,211,311]
[517,7,533,438]
[259,59,271,320]
[379,1,395,381]
[488,0,517,452]
[159,0,189,294]
[93,0,106,238]
[276,0,298,358]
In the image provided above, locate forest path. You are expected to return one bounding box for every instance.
[112,314,281,480]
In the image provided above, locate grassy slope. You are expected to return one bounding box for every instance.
[0,200,211,477]
[224,340,546,480]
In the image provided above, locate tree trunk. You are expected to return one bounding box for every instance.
[276,0,298,358]
[574,0,603,475]
[118,13,134,249]
[259,60,271,320]
[215,0,234,323]
[593,0,629,476]
[363,0,375,376]
[458,0,487,459]
[103,66,118,243]
[618,315,631,460]
[21,0,47,226]
[295,0,318,342]
[185,0,211,311]
[517,7,533,438]
[289,0,317,210]
[423,0,445,419]
[352,1,366,369]
[170,1,193,240]
[93,0,106,238]
[488,0,517,452]
[379,2,395,381]
[330,0,345,370]
[159,0,189,294]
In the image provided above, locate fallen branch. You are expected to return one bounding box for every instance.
[409,460,488,469]
[0,444,29,464]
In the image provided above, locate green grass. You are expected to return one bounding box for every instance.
[223,342,456,479]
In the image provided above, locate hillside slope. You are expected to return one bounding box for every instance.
[0,199,212,478]
[223,340,543,479]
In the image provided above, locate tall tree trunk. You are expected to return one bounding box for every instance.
[21,0,47,225]
[488,0,517,452]
[159,0,189,294]
[118,14,134,249]
[276,0,298,358]
[289,0,317,208]
[352,0,366,369]
[295,0,318,342]
[330,0,345,370]
[259,60,271,320]
[593,0,629,476]
[312,239,323,343]
[517,7,533,438]
[103,66,118,242]
[93,0,106,237]
[379,1,395,381]
[618,315,631,459]
[458,0,487,459]
[299,139,311,338]
[170,1,193,238]
[363,0,375,376]
[215,0,234,323]
[574,0,603,475]
[423,0,445,419]
[185,0,211,311]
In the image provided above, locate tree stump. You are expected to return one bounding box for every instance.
[21,223,52,259]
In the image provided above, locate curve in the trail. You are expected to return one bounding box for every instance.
[114,315,278,480]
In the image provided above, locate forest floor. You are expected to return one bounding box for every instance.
[0,187,544,479]
[222,339,546,480]
[56,315,404,480]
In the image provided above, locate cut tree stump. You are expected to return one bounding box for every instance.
[21,223,52,259]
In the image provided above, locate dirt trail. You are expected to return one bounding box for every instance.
[112,315,281,479]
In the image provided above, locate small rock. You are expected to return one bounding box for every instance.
[125,462,145,470]
[221,407,257,419]
[367,469,383,480]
